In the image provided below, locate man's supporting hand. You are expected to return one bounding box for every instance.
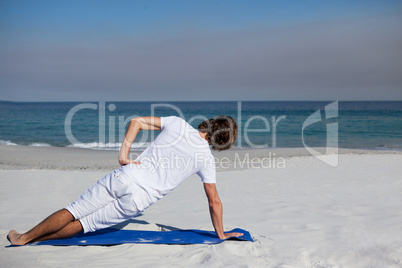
[204,183,243,239]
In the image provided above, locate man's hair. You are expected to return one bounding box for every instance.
[198,115,238,151]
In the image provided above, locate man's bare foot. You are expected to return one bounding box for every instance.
[7,230,26,245]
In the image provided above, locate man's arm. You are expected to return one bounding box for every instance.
[203,183,243,239]
[119,116,161,165]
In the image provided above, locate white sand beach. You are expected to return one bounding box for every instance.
[1,145,402,267]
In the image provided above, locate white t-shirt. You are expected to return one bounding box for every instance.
[121,116,216,210]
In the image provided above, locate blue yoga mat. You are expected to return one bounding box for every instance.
[10,228,253,246]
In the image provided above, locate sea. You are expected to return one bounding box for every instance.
[0,101,401,151]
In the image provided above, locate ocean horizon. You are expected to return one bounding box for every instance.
[1,101,401,151]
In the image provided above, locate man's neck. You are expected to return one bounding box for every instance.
[198,131,208,141]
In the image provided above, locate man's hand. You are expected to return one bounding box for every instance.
[118,117,161,166]
[119,159,141,166]
[219,232,244,240]
[204,183,242,240]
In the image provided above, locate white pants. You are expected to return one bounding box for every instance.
[65,167,146,233]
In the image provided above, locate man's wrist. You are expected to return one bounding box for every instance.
[123,138,133,147]
[118,151,129,161]
[119,158,129,165]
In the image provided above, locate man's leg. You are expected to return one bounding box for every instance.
[8,169,134,245]
[7,209,74,245]
[78,194,140,233]
[32,219,83,242]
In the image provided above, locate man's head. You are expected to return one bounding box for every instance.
[198,115,238,151]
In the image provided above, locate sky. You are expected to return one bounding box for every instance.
[1,0,401,101]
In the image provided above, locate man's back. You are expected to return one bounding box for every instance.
[121,116,216,205]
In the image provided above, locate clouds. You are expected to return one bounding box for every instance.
[1,7,401,101]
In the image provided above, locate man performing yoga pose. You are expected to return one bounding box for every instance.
[8,115,242,245]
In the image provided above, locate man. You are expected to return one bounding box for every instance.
[8,115,242,245]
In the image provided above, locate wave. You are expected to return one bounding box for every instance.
[375,144,402,151]
[0,140,151,150]
[0,140,53,147]
[0,140,17,146]
[29,143,52,147]
[2,139,401,152]
[67,142,151,150]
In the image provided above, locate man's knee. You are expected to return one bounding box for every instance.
[60,208,75,221]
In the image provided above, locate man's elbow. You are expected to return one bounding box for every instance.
[130,118,139,124]
[130,118,142,128]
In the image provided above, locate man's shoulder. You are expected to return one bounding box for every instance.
[162,116,187,128]
[162,115,185,123]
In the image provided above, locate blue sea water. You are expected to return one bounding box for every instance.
[0,101,401,151]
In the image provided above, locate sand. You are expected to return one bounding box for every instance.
[1,145,402,267]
